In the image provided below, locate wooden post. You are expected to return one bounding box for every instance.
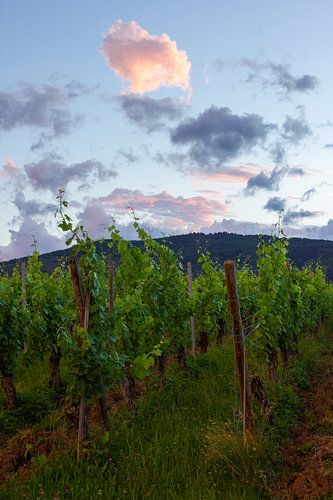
[70,257,109,452]
[70,258,88,463]
[187,262,196,357]
[224,260,252,435]
[20,261,28,353]
[70,257,85,325]
[108,261,114,314]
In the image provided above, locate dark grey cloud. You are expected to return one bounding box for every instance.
[270,142,286,165]
[170,105,274,168]
[267,108,311,166]
[13,191,54,218]
[289,166,305,176]
[283,209,319,225]
[116,95,186,132]
[237,58,318,95]
[24,155,117,193]
[301,187,316,201]
[153,151,188,170]
[0,81,89,136]
[245,165,303,195]
[264,196,286,213]
[245,166,287,194]
[325,143,333,149]
[0,81,93,150]
[116,149,141,164]
[281,115,311,144]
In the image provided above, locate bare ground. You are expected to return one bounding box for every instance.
[275,344,333,499]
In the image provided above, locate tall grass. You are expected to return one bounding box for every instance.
[0,322,331,500]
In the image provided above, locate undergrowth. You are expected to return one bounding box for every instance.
[0,320,331,500]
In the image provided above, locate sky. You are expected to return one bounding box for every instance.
[1,0,333,260]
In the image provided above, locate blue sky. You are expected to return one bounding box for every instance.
[1,0,333,259]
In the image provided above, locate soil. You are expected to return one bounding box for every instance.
[274,348,333,499]
[0,428,72,484]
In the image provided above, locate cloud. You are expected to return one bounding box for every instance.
[269,142,287,165]
[117,95,186,132]
[236,58,318,96]
[87,188,227,233]
[202,218,333,241]
[201,218,276,236]
[24,155,117,193]
[245,166,287,194]
[264,196,287,212]
[0,158,25,189]
[101,20,191,95]
[13,191,54,218]
[77,202,164,240]
[245,165,304,195]
[281,115,311,144]
[190,163,264,183]
[170,106,274,169]
[0,216,65,261]
[116,148,141,164]
[153,151,188,169]
[289,166,305,176]
[0,187,67,260]
[301,187,316,201]
[325,143,333,149]
[77,203,111,240]
[283,209,319,225]
[0,81,89,145]
[267,107,312,167]
[0,158,18,177]
[310,219,333,240]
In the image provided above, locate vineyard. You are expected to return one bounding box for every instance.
[1,203,333,498]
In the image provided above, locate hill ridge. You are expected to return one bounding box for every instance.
[2,231,333,279]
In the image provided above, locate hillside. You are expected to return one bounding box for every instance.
[3,231,333,279]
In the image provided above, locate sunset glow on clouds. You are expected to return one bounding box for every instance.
[191,164,264,184]
[101,20,191,94]
[1,2,333,260]
[89,189,228,231]
[0,158,17,177]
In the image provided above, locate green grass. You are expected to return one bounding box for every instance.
[0,322,331,500]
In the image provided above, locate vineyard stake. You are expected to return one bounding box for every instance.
[70,257,110,452]
[20,261,28,353]
[186,262,196,357]
[70,257,85,325]
[70,257,88,462]
[224,260,252,436]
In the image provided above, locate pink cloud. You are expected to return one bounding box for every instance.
[0,158,17,177]
[89,189,227,232]
[191,164,264,185]
[191,162,316,186]
[101,20,191,95]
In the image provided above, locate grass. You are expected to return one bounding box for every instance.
[0,321,331,500]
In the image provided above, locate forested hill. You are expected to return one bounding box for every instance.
[3,231,333,280]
